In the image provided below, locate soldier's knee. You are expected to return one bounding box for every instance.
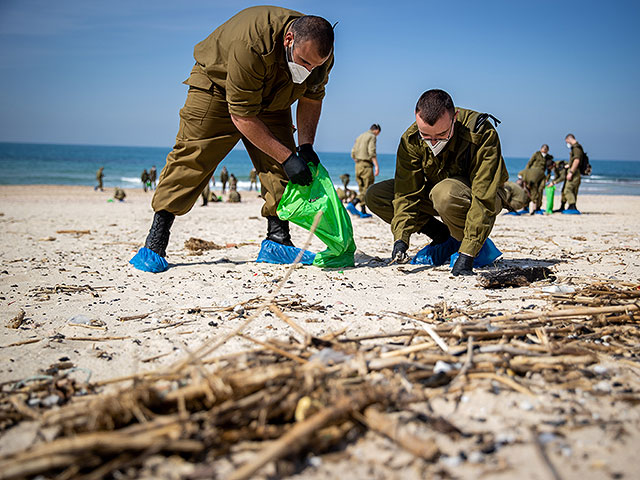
[364,182,384,211]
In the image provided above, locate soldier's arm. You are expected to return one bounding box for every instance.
[226,41,294,163]
[525,153,536,169]
[462,127,507,257]
[296,96,322,146]
[369,136,379,175]
[391,135,428,246]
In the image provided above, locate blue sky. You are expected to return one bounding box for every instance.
[1,0,639,160]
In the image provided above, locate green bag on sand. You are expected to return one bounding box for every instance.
[277,163,356,268]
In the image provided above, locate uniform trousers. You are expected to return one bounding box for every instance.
[355,160,374,205]
[562,171,581,206]
[365,177,504,245]
[152,86,293,217]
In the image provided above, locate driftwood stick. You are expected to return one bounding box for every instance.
[228,394,360,480]
[490,303,639,323]
[170,211,324,373]
[268,303,310,342]
[380,340,435,359]
[360,407,439,461]
[238,333,307,365]
[467,372,535,397]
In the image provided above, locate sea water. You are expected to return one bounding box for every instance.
[0,142,639,195]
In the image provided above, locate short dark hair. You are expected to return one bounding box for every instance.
[415,89,455,126]
[541,144,549,150]
[370,123,381,132]
[290,16,334,58]
[565,133,575,140]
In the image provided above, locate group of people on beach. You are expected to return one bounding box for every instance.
[140,166,158,193]
[513,136,589,215]
[128,5,589,276]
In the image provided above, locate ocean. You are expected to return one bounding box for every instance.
[1,142,639,195]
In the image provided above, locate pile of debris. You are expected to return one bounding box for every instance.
[1,282,638,479]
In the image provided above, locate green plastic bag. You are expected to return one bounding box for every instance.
[277,163,356,268]
[545,184,555,214]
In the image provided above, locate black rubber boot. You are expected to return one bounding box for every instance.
[144,210,175,257]
[568,203,577,210]
[266,216,294,247]
[558,202,565,212]
[360,204,368,215]
[418,217,450,245]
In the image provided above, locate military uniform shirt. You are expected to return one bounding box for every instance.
[185,6,334,117]
[351,131,377,162]
[392,108,509,256]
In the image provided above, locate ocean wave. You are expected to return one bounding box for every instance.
[120,176,142,184]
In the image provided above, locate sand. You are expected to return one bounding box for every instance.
[1,184,639,479]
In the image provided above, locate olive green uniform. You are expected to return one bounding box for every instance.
[149,167,157,189]
[351,130,377,204]
[151,6,333,218]
[95,168,104,191]
[503,181,529,211]
[141,170,150,192]
[521,151,552,210]
[114,187,126,201]
[564,143,584,206]
[220,168,229,193]
[228,190,241,203]
[366,109,508,257]
[249,168,258,191]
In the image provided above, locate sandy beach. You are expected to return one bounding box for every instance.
[1,184,639,479]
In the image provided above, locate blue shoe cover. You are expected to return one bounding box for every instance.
[533,209,545,215]
[504,210,520,216]
[561,209,581,215]
[360,212,372,218]
[129,247,169,273]
[450,238,502,268]
[517,208,529,214]
[346,202,363,217]
[411,236,461,266]
[256,239,315,265]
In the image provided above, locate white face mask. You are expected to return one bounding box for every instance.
[286,41,311,84]
[566,143,572,149]
[426,139,449,156]
[541,152,547,157]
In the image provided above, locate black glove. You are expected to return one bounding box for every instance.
[296,143,320,166]
[283,153,312,186]
[391,240,409,264]
[452,253,474,276]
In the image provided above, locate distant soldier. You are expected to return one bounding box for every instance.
[141,169,150,192]
[149,165,157,190]
[249,168,258,191]
[113,187,126,201]
[503,181,529,212]
[521,144,553,214]
[200,173,214,206]
[350,123,381,216]
[337,173,356,204]
[229,173,238,191]
[561,134,586,214]
[228,183,242,203]
[220,166,229,193]
[95,167,104,191]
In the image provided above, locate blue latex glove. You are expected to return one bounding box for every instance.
[449,238,502,269]
[256,239,316,265]
[561,208,581,215]
[411,236,461,266]
[129,247,169,273]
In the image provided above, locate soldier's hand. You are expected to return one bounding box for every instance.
[451,253,474,276]
[391,240,409,264]
[283,153,313,186]
[296,144,320,166]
